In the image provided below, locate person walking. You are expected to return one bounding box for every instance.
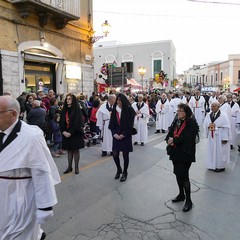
[155,93,170,133]
[59,93,84,174]
[0,96,60,240]
[165,103,199,212]
[108,93,136,182]
[97,94,116,156]
[203,101,231,172]
[131,94,149,146]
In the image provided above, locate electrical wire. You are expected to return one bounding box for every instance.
[188,0,240,5]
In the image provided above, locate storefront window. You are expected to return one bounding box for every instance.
[24,62,56,93]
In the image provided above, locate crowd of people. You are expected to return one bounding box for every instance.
[1,87,240,239]
[9,88,240,179]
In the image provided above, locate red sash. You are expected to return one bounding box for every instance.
[174,120,186,138]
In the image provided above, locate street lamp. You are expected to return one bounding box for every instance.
[89,20,111,44]
[138,66,146,92]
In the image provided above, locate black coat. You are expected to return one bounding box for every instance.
[165,117,199,163]
[59,106,84,150]
[109,106,135,152]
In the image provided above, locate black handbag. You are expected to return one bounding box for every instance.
[166,145,173,155]
[132,127,137,135]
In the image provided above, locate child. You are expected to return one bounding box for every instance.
[51,113,62,157]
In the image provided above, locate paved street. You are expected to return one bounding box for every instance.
[44,127,240,240]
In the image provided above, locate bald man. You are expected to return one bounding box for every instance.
[0,96,60,239]
[203,101,231,172]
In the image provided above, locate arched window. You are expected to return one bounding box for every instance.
[105,55,116,64]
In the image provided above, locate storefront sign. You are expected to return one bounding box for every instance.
[66,65,81,79]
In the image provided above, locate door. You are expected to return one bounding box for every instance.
[24,62,56,93]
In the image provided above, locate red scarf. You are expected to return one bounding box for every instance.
[116,111,121,125]
[66,111,70,129]
[174,120,186,139]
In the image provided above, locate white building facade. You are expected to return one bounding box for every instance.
[184,55,240,92]
[93,40,176,91]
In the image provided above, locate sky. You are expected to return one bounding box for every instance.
[93,0,240,74]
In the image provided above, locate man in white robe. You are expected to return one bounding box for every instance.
[218,94,231,124]
[96,94,116,156]
[189,90,205,127]
[209,91,219,106]
[169,93,182,125]
[155,93,170,133]
[226,94,240,149]
[203,101,231,172]
[0,96,61,240]
[132,94,149,146]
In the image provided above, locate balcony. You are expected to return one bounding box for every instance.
[10,0,80,29]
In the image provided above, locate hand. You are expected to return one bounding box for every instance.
[36,210,54,225]
[167,137,173,145]
[63,131,71,138]
[113,134,120,140]
[119,134,125,140]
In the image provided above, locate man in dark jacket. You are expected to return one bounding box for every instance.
[27,100,46,131]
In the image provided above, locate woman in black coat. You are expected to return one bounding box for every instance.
[109,93,136,182]
[60,93,84,174]
[165,103,199,212]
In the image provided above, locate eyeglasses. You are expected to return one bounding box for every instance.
[0,110,14,115]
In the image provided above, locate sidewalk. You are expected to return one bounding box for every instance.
[46,134,240,240]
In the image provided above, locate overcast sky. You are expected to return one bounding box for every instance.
[93,0,240,74]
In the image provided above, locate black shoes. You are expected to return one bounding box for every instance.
[141,142,144,146]
[214,168,225,172]
[155,130,160,134]
[114,171,122,179]
[162,130,166,133]
[171,195,185,202]
[134,142,138,145]
[182,201,193,212]
[75,168,79,174]
[102,151,107,157]
[40,232,46,240]
[120,173,128,182]
[63,167,73,174]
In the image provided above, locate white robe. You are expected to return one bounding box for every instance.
[155,99,170,131]
[209,96,217,106]
[96,102,113,152]
[0,121,61,240]
[203,111,231,170]
[220,102,231,124]
[189,96,205,127]
[169,98,181,125]
[229,102,240,146]
[132,102,149,144]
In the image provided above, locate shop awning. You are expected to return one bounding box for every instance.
[22,52,65,64]
[127,78,141,87]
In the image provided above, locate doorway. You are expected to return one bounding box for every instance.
[24,61,56,93]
